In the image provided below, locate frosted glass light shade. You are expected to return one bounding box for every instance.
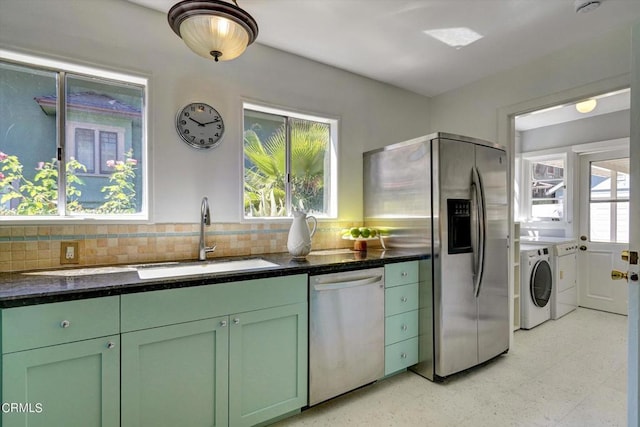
[180,15,249,61]
[575,99,597,113]
[168,0,258,62]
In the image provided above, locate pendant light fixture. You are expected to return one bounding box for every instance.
[168,0,258,62]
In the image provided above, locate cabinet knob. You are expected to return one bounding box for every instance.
[60,320,71,328]
[401,324,408,331]
[220,320,227,327]
[400,352,407,359]
[233,318,240,325]
[106,341,116,349]
[401,296,408,303]
[401,272,408,277]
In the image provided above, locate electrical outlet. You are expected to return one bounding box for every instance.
[60,241,79,265]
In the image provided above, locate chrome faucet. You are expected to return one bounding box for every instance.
[199,196,216,261]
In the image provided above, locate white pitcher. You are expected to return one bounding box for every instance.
[287,211,317,258]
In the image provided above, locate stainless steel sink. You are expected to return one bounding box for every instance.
[136,258,279,279]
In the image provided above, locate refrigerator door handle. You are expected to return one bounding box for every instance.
[472,166,487,297]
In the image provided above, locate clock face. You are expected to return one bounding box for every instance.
[176,103,225,150]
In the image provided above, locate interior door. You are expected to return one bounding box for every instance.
[578,149,629,315]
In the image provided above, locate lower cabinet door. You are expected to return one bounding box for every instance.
[2,335,120,427]
[229,303,308,427]
[121,317,229,427]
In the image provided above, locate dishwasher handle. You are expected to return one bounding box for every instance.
[313,275,383,291]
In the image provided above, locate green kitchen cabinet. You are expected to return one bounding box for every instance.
[1,296,120,427]
[384,261,420,376]
[121,317,230,427]
[2,335,120,427]
[229,302,307,427]
[120,275,308,427]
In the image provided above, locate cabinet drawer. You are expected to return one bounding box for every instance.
[385,261,419,288]
[385,310,418,345]
[384,337,418,375]
[2,296,120,354]
[385,283,418,317]
[121,274,307,332]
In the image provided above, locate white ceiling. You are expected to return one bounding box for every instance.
[127,0,639,129]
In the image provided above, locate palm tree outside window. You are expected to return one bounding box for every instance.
[243,103,338,219]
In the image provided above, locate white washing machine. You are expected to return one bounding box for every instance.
[520,244,553,329]
[521,237,579,320]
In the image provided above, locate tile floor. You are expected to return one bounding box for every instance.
[274,307,627,427]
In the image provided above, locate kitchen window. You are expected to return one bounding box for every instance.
[0,51,147,219]
[242,102,338,219]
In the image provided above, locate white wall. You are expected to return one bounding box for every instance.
[519,110,630,152]
[0,0,431,223]
[429,26,632,148]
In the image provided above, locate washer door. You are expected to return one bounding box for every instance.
[530,259,552,307]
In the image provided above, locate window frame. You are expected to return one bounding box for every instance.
[0,49,149,222]
[67,121,126,177]
[241,101,338,221]
[519,151,570,225]
[587,157,630,243]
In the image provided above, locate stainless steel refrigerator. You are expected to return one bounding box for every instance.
[363,132,509,380]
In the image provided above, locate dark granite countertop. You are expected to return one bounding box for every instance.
[0,249,428,308]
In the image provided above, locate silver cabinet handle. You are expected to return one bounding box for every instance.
[401,272,408,277]
[60,320,70,328]
[401,353,407,359]
[401,324,408,331]
[233,318,240,325]
[220,320,227,327]
[401,297,408,302]
[107,341,116,349]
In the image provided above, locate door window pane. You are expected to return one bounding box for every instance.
[589,158,629,243]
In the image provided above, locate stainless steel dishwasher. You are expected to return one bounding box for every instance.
[308,267,385,406]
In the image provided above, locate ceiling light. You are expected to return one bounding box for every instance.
[424,27,483,49]
[168,0,258,62]
[575,99,597,113]
[575,0,601,13]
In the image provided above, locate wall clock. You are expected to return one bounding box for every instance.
[175,102,225,150]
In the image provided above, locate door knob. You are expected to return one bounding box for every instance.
[579,245,587,251]
[611,270,628,281]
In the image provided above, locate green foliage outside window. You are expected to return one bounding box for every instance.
[244,119,329,217]
[0,150,138,215]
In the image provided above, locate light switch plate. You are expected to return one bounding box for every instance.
[60,241,79,264]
